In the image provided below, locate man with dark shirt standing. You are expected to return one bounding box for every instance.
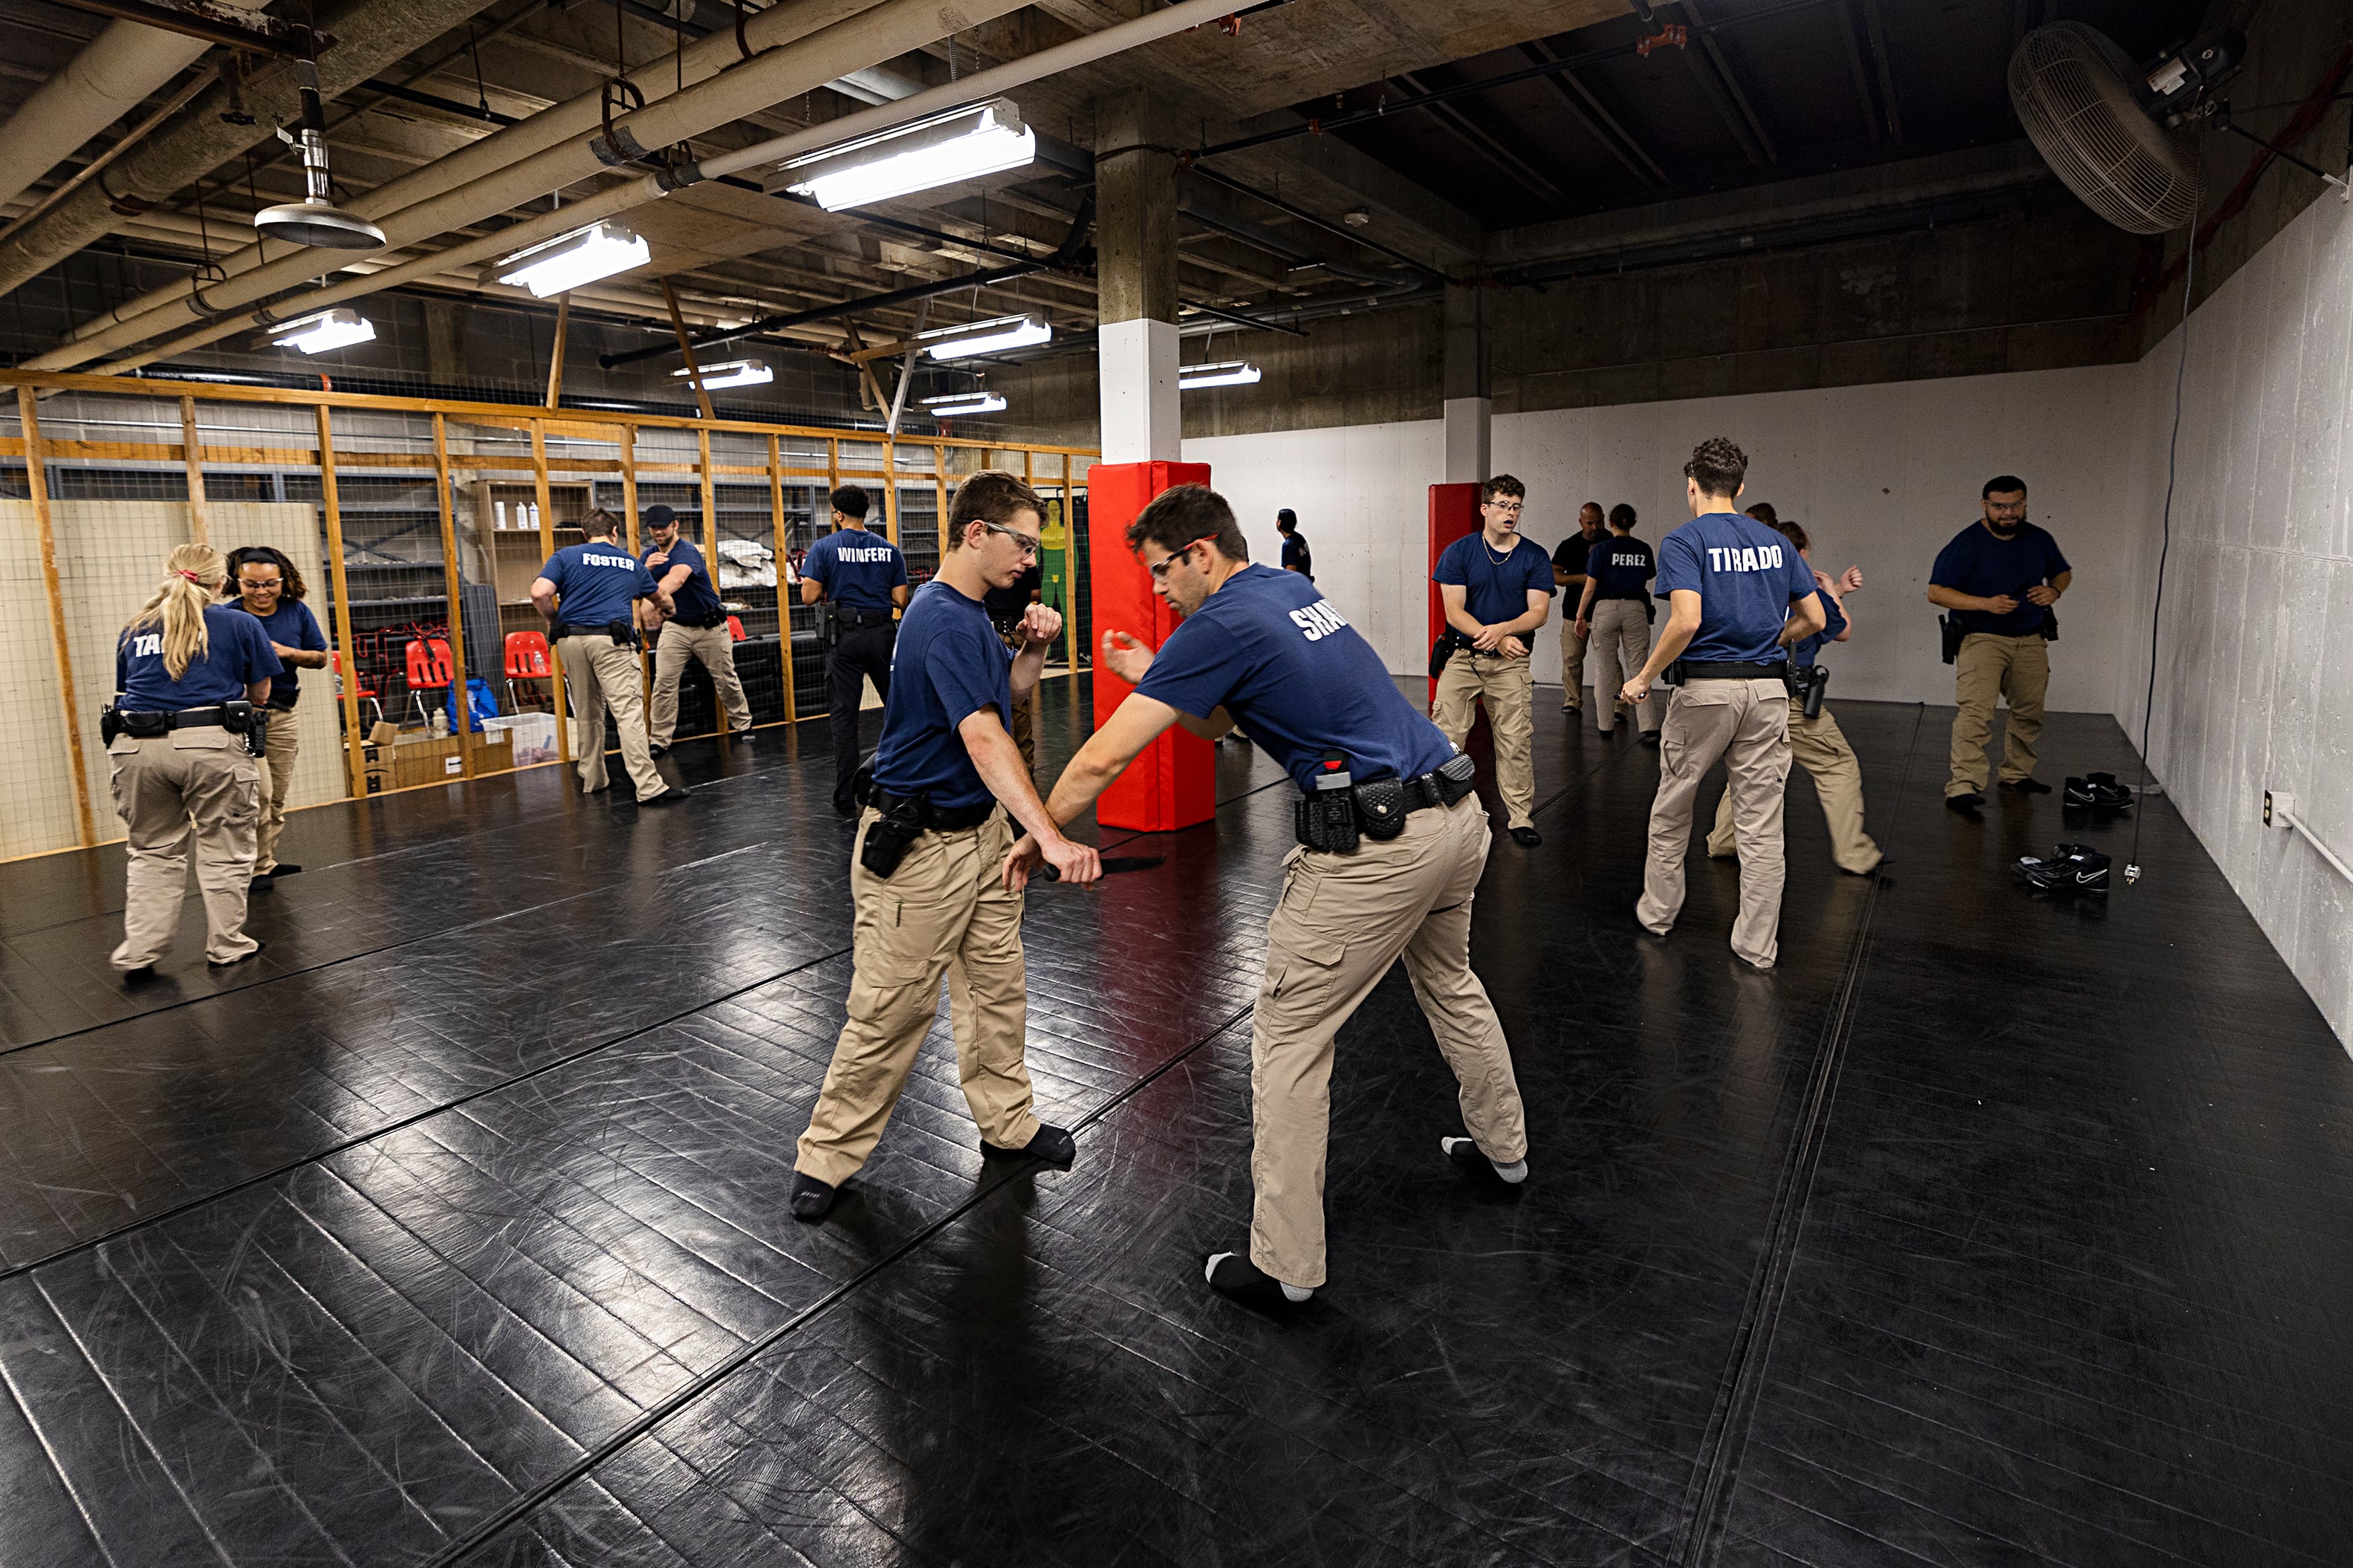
[984,559,1044,771]
[1571,504,1662,744]
[640,503,753,752]
[1928,476,2071,813]
[1277,509,1312,579]
[1551,501,1604,712]
[1432,474,1555,848]
[802,484,910,816]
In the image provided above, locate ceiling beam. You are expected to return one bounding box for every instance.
[1857,0,1904,145]
[1519,39,1668,187]
[1395,71,1575,211]
[1676,0,1778,166]
[1834,1,1883,144]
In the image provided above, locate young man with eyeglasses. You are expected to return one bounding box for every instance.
[1431,474,1555,848]
[789,471,1100,1222]
[1003,484,1529,1310]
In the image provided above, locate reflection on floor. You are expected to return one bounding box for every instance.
[1,682,2346,1567]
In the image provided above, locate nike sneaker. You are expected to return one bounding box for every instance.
[2064,771,2137,810]
[2013,843,2110,894]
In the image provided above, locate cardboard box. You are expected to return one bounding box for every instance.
[390,734,461,790]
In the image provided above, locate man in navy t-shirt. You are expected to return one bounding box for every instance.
[1571,503,1662,741]
[1276,508,1312,578]
[801,484,912,815]
[1620,438,1824,971]
[790,472,1097,1225]
[640,503,753,750]
[1927,475,2072,812]
[1430,473,1556,847]
[1006,484,1530,1310]
[530,508,680,806]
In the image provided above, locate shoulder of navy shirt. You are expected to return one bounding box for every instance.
[540,540,657,628]
[1655,512,1819,666]
[117,603,283,711]
[869,579,1011,812]
[807,527,909,612]
[1930,520,2071,636]
[1136,563,1456,795]
[249,599,326,706]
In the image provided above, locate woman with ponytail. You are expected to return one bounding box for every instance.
[108,543,282,978]
[225,544,328,882]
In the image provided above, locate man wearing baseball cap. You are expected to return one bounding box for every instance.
[641,503,754,752]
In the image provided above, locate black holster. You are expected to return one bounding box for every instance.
[1939,615,1966,665]
[1296,752,1359,853]
[2042,609,2059,643]
[1791,666,1829,720]
[223,700,264,755]
[100,702,122,745]
[860,801,926,879]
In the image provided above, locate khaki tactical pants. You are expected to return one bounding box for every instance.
[1559,616,1588,709]
[796,807,1042,1186]
[254,707,301,875]
[649,619,751,744]
[1250,796,1527,1288]
[556,633,666,801]
[1949,632,2048,795]
[1431,652,1536,830]
[1588,599,1661,734]
[108,730,261,969]
[1709,700,1881,875]
[1638,679,1793,969]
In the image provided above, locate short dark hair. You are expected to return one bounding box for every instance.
[1983,475,2027,498]
[831,484,870,519]
[1607,503,1638,531]
[946,469,1043,550]
[1684,437,1747,498]
[1762,515,1810,553]
[1126,483,1250,563]
[1481,474,1525,504]
[1276,508,1297,532]
[225,544,307,601]
[579,507,621,539]
[1742,501,1779,526]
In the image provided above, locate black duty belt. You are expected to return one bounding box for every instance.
[870,786,996,832]
[553,620,638,645]
[837,607,895,631]
[1681,660,1789,680]
[681,612,727,629]
[121,705,231,730]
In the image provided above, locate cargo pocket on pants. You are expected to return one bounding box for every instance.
[1264,930,1348,1021]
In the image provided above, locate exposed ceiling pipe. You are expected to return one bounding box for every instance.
[45,0,907,363]
[0,0,509,299]
[0,0,268,212]
[93,0,1265,374]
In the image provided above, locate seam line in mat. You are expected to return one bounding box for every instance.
[433,997,1259,1567]
[1675,702,1925,1566]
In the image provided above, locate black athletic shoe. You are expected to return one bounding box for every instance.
[1205,1251,1313,1305]
[649,741,669,758]
[982,1123,1076,1165]
[1639,730,1661,747]
[120,964,158,985]
[1441,1135,1528,1185]
[2000,776,2053,795]
[269,863,302,879]
[2065,772,2135,810]
[1509,827,1542,848]
[2014,843,2110,894]
[249,874,273,892]
[789,1172,838,1220]
[208,940,266,969]
[1946,791,1985,816]
[637,787,691,807]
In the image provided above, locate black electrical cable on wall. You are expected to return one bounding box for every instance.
[2129,207,2198,882]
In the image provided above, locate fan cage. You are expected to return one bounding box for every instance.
[2010,22,2204,235]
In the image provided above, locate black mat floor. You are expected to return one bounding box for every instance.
[1,679,2346,1568]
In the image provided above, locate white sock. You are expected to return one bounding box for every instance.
[1205,1252,1314,1302]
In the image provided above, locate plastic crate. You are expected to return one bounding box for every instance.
[484,711,558,766]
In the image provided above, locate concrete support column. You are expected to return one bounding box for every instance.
[1094,89,1181,463]
[1442,282,1491,484]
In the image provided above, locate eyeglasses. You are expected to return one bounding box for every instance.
[1485,499,1524,513]
[980,520,1042,558]
[1149,536,1216,580]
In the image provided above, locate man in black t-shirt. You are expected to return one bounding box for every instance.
[1277,509,1311,579]
[1551,501,1604,712]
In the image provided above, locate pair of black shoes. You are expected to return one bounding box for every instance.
[2064,772,2135,810]
[790,1124,1077,1220]
[2014,843,2110,894]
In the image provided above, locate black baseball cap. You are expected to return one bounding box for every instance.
[643,504,678,527]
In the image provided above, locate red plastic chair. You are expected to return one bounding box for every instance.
[727,614,747,642]
[503,630,552,713]
[404,637,454,726]
[330,651,384,728]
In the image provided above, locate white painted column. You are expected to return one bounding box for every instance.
[1443,396,1492,484]
[1099,317,1181,463]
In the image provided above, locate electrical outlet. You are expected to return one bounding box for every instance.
[2265,790,2296,827]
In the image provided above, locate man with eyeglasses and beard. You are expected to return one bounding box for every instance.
[788,471,1100,1223]
[1928,476,2071,815]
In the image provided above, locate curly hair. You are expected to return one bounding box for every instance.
[225,543,308,601]
[1481,474,1525,504]
[1684,437,1748,499]
[946,470,1044,549]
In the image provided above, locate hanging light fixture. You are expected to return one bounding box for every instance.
[771,99,1037,212]
[496,221,652,298]
[672,358,773,389]
[253,30,386,250]
[1178,359,1262,389]
[922,389,1008,416]
[269,307,376,354]
[919,313,1051,361]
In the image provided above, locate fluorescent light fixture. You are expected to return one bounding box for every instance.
[919,313,1051,361]
[1178,359,1262,389]
[774,98,1036,211]
[922,390,1007,416]
[269,308,376,354]
[496,221,651,298]
[672,358,773,389]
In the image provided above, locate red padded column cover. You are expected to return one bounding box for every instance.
[1427,481,1482,702]
[1087,461,1216,832]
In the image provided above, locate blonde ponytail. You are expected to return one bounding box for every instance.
[125,544,225,679]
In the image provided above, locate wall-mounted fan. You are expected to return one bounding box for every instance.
[2008,25,2245,234]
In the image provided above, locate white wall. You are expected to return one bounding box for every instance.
[2115,191,2353,1046]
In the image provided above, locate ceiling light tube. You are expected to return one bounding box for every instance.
[922,391,1007,415]
[269,308,377,354]
[496,221,652,298]
[1178,359,1262,388]
[672,358,773,389]
[919,313,1051,361]
[774,98,1036,212]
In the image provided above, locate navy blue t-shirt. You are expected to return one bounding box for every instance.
[870,579,1011,812]
[244,599,327,708]
[1930,521,2070,636]
[1432,533,1554,627]
[644,536,723,622]
[117,605,282,710]
[1587,536,1656,601]
[1135,565,1455,795]
[1792,591,1848,666]
[805,526,909,612]
[1280,533,1312,578]
[1655,513,1820,665]
[539,540,658,628]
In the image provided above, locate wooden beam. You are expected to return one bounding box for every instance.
[18,386,94,848]
[663,280,715,420]
[531,418,571,765]
[178,396,210,544]
[880,437,898,546]
[620,424,649,700]
[431,413,474,778]
[1059,452,1078,677]
[314,403,369,803]
[768,432,796,727]
[697,424,728,733]
[544,293,569,411]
